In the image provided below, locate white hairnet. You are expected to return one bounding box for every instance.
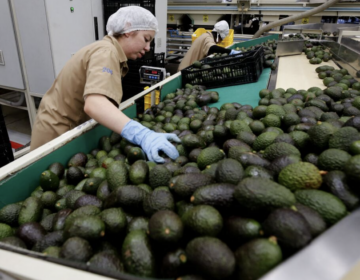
[106,6,159,36]
[213,20,229,40]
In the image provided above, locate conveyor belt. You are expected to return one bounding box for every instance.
[276,53,339,90]
[208,68,272,109]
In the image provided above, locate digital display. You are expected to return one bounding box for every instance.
[145,69,159,75]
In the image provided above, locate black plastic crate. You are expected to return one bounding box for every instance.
[121,85,145,113]
[154,52,165,68]
[0,106,14,167]
[181,46,264,89]
[126,52,165,75]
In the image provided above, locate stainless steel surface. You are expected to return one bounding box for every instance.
[320,40,360,80]
[167,38,192,42]
[323,23,360,33]
[276,40,305,57]
[167,43,192,47]
[167,48,189,52]
[284,23,323,31]
[261,208,360,280]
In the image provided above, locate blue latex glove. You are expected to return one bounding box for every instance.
[230,49,241,55]
[121,120,181,163]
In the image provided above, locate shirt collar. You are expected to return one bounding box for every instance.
[103,35,128,76]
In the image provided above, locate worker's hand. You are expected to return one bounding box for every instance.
[121,120,181,163]
[230,50,241,55]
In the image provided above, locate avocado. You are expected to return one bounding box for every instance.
[87,251,124,273]
[66,166,84,185]
[129,160,149,185]
[307,122,336,151]
[190,183,235,209]
[295,189,347,225]
[106,161,128,191]
[269,155,301,178]
[183,205,223,237]
[83,177,103,194]
[263,142,301,161]
[40,191,58,209]
[65,205,101,228]
[0,223,14,240]
[115,185,146,214]
[234,177,296,212]
[244,165,274,180]
[48,162,65,179]
[121,230,156,277]
[40,213,56,232]
[294,203,327,237]
[96,180,111,202]
[186,237,235,280]
[323,170,359,211]
[53,208,72,231]
[99,136,112,153]
[90,167,107,180]
[64,215,105,240]
[127,217,149,233]
[223,216,263,249]
[182,134,206,149]
[32,231,64,252]
[55,198,67,211]
[234,237,282,280]
[231,152,271,169]
[98,208,127,235]
[215,158,244,185]
[127,147,146,164]
[329,127,360,151]
[60,236,93,262]
[68,152,88,167]
[148,210,183,243]
[170,173,214,198]
[160,248,187,278]
[56,185,75,197]
[318,149,352,171]
[40,170,60,191]
[149,165,172,189]
[64,190,86,209]
[197,147,225,170]
[18,197,43,225]
[0,203,21,226]
[263,208,312,251]
[74,194,103,209]
[0,236,27,249]
[278,162,323,191]
[174,165,201,177]
[16,222,46,248]
[143,188,175,216]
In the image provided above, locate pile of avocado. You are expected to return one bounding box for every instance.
[1,67,360,280]
[304,44,332,65]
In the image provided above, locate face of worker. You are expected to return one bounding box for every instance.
[121,30,155,60]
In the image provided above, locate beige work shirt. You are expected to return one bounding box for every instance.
[178,32,216,71]
[30,36,128,150]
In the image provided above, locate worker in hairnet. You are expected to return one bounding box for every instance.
[30,6,180,163]
[178,20,241,71]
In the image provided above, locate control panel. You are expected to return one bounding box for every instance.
[140,66,166,84]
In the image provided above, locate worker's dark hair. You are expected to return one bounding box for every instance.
[211,31,223,43]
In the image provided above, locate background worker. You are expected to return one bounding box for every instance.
[30,6,180,163]
[178,20,241,71]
